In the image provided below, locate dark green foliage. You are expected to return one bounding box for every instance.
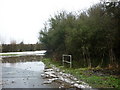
[39,2,120,69]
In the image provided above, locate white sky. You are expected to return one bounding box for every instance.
[0,0,100,44]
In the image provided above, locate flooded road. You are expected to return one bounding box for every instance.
[1,52,92,89]
[2,56,60,88]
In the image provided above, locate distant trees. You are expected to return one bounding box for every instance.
[2,42,44,52]
[39,2,120,69]
[10,40,17,52]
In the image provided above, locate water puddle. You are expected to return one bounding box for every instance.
[2,56,60,88]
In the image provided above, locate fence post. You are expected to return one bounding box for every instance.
[62,54,72,68]
[70,55,72,68]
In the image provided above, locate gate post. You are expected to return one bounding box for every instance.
[62,54,72,68]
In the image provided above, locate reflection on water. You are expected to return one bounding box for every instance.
[2,55,60,88]
[2,55,41,63]
[2,61,45,72]
[2,55,45,76]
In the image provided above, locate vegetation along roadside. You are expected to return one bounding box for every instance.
[39,1,120,89]
[42,58,120,89]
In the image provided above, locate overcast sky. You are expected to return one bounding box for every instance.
[0,0,100,44]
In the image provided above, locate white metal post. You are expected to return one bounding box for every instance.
[70,55,72,68]
[62,54,72,68]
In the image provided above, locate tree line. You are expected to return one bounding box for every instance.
[39,1,120,69]
[2,42,45,52]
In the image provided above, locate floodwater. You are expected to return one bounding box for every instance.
[0,50,46,58]
[2,55,60,88]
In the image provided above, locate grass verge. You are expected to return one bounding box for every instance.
[42,58,120,89]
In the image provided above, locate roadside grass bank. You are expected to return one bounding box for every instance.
[42,58,120,89]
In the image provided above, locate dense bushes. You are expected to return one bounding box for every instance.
[39,2,120,69]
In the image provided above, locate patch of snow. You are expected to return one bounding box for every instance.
[42,66,92,89]
[44,69,53,72]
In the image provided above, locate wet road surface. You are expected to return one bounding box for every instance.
[2,61,60,88]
